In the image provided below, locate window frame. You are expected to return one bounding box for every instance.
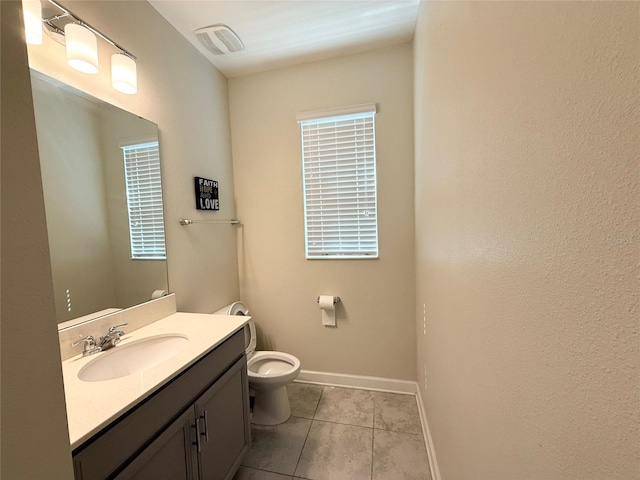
[121,140,167,260]
[298,104,379,260]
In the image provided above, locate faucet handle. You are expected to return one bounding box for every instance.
[72,335,101,356]
[108,323,128,334]
[99,323,128,350]
[72,335,96,347]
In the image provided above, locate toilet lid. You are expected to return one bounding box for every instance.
[245,319,257,356]
[215,302,256,356]
[228,301,249,316]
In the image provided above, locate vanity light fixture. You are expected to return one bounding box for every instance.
[22,0,43,45]
[28,0,138,94]
[65,23,98,74]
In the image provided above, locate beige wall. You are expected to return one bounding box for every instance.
[229,44,416,380]
[1,2,75,478]
[27,0,240,314]
[414,1,639,479]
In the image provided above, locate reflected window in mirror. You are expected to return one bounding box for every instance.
[122,141,166,260]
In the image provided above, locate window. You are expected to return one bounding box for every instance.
[298,104,378,259]
[121,141,166,259]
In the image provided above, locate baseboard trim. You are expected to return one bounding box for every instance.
[295,369,441,480]
[296,369,417,394]
[416,388,442,480]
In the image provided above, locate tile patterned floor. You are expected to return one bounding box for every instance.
[233,383,431,480]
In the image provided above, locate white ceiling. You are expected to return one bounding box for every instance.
[148,0,419,78]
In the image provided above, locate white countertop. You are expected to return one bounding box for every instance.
[61,312,249,450]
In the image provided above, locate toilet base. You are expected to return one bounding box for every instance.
[251,385,291,425]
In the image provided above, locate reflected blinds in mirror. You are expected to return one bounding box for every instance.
[122,142,167,259]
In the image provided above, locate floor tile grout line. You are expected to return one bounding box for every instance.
[290,385,325,478]
[371,390,377,480]
[311,385,325,419]
[292,419,313,478]
[370,424,375,480]
[243,465,298,478]
[306,417,374,430]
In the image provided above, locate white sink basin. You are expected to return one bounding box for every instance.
[78,334,189,382]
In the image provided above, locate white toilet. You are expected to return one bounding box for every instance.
[215,302,301,425]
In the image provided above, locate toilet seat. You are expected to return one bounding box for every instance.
[247,351,300,378]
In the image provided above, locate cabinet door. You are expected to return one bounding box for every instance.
[114,408,198,480]
[195,357,250,480]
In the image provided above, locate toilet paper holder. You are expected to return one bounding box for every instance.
[317,296,340,305]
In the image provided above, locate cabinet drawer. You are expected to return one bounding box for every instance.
[73,330,244,480]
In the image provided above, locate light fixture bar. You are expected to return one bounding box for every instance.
[45,0,136,60]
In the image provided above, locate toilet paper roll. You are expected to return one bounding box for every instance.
[319,295,336,327]
[151,289,167,300]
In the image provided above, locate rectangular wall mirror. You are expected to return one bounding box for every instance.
[30,70,169,327]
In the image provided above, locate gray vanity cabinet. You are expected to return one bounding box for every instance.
[195,357,250,480]
[114,358,249,480]
[73,330,250,480]
[114,408,197,480]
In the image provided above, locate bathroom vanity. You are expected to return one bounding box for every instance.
[62,313,250,480]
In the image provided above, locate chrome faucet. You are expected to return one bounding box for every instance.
[98,323,128,351]
[72,335,102,356]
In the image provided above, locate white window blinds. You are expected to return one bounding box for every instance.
[121,141,166,260]
[298,105,379,259]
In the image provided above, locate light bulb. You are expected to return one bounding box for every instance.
[111,53,137,94]
[65,23,98,74]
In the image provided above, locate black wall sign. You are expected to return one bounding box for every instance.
[194,177,219,210]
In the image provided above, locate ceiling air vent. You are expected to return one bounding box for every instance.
[194,24,244,55]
